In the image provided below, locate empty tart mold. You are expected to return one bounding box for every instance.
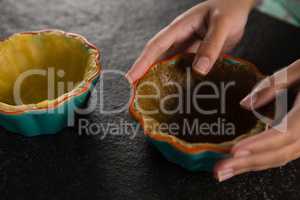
[0,30,101,136]
[130,53,272,171]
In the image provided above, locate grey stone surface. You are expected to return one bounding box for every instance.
[0,0,300,199]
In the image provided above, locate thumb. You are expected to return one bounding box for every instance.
[192,16,230,75]
[240,59,300,110]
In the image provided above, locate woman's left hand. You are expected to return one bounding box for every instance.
[214,59,300,182]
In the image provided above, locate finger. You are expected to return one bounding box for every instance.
[240,59,300,109]
[215,94,300,182]
[231,140,300,177]
[165,36,233,61]
[232,104,300,157]
[235,91,300,155]
[240,76,277,110]
[231,129,273,153]
[192,13,231,75]
[127,6,208,83]
[126,27,178,83]
[173,37,233,57]
[160,36,202,60]
[215,143,297,182]
[232,129,293,156]
[232,162,283,178]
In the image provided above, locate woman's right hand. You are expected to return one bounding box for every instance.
[127,0,257,83]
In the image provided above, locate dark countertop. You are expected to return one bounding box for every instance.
[0,0,300,199]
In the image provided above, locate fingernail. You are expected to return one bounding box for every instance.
[240,93,257,108]
[217,168,234,182]
[234,150,251,158]
[193,56,210,75]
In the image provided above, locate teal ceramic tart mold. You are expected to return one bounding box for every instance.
[130,53,270,171]
[0,30,101,136]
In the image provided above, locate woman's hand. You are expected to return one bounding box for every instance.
[215,59,300,182]
[126,0,256,83]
